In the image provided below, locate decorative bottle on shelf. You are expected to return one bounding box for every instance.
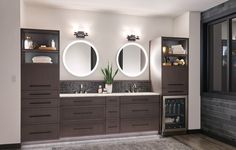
[24,36,33,49]
[51,40,56,48]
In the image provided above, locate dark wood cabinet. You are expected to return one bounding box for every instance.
[60,95,160,137]
[60,97,106,137]
[120,96,160,133]
[22,64,59,90]
[61,120,105,137]
[21,28,60,142]
[150,37,189,136]
[105,97,120,134]
[120,118,158,132]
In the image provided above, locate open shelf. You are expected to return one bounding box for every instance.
[22,49,59,53]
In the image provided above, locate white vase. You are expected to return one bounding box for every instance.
[105,84,113,93]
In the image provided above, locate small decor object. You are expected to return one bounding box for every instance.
[162,46,168,54]
[39,45,56,51]
[171,45,186,54]
[24,36,33,49]
[98,85,103,93]
[32,56,52,64]
[101,63,118,93]
[51,39,56,48]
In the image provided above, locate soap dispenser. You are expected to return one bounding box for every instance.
[98,85,103,93]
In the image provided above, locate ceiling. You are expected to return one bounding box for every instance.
[23,0,227,17]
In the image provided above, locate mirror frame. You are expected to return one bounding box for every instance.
[63,40,99,77]
[116,42,148,77]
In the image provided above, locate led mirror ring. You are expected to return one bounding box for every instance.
[63,40,99,77]
[116,42,148,77]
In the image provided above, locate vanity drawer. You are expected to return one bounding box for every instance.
[22,124,59,142]
[120,96,159,104]
[120,118,158,132]
[61,106,105,120]
[106,97,120,106]
[106,119,120,134]
[162,67,188,88]
[22,108,59,125]
[61,97,105,106]
[162,89,188,95]
[22,64,59,90]
[22,90,58,99]
[120,103,158,119]
[106,107,119,118]
[22,98,59,108]
[61,120,105,137]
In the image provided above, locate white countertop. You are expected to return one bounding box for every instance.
[60,92,160,97]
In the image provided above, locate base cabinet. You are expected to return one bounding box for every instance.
[60,95,160,138]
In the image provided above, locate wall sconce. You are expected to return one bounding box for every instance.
[127,35,140,41]
[74,31,88,38]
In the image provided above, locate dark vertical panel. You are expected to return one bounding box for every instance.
[90,47,96,70]
[118,50,123,69]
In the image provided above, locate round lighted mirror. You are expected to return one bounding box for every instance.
[63,40,99,77]
[116,43,148,77]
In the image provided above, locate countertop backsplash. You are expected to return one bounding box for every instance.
[60,80,152,93]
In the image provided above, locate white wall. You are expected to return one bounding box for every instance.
[173,12,201,130]
[188,12,201,130]
[22,4,173,80]
[173,12,190,38]
[0,0,21,145]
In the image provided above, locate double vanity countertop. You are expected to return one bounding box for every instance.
[60,92,160,97]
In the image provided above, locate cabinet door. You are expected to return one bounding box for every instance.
[61,120,105,137]
[22,64,59,90]
[22,124,59,142]
[120,96,159,104]
[121,103,159,119]
[61,106,105,120]
[120,118,158,132]
[22,108,59,125]
[162,67,188,90]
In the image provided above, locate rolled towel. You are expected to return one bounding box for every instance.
[32,56,52,63]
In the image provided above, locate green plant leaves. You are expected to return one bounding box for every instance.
[101,63,118,84]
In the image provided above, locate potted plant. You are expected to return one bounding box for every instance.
[101,63,118,93]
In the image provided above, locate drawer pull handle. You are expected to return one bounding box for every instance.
[132,109,148,112]
[132,99,148,102]
[73,112,93,115]
[29,102,51,105]
[108,111,118,113]
[29,93,51,96]
[74,127,92,130]
[29,114,51,118]
[30,131,51,135]
[168,84,184,86]
[132,123,149,127]
[108,99,118,102]
[108,126,117,128]
[30,84,51,87]
[73,100,92,103]
[168,91,184,93]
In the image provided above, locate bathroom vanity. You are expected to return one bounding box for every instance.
[60,93,160,138]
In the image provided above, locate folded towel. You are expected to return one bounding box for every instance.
[32,56,52,63]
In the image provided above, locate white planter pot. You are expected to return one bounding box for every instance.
[105,84,113,93]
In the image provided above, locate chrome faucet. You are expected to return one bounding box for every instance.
[79,84,84,93]
[131,83,137,93]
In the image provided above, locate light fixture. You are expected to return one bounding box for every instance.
[127,34,140,41]
[74,31,88,38]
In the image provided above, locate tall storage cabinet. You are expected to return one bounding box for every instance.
[21,29,60,142]
[150,37,189,136]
